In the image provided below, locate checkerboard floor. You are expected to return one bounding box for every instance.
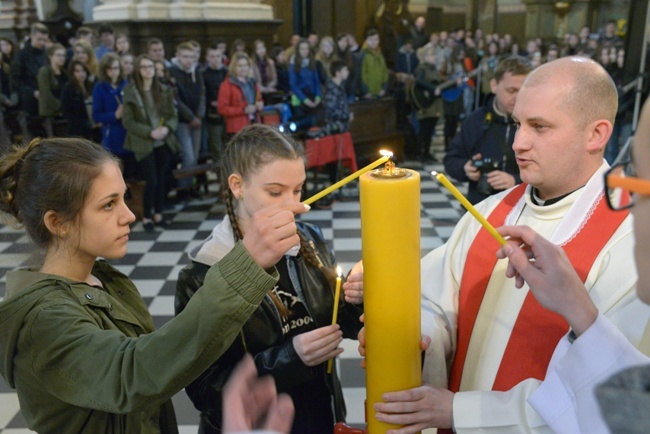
[0,155,465,433]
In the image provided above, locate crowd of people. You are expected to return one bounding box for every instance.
[0,18,637,212]
[1,14,649,434]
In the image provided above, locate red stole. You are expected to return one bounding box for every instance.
[448,184,629,393]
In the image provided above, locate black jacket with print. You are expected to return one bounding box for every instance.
[175,221,363,433]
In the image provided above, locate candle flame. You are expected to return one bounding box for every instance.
[336,266,342,277]
[431,171,438,176]
[379,150,393,158]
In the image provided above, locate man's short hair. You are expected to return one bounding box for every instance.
[98,24,114,35]
[366,29,379,39]
[330,60,347,77]
[336,33,348,42]
[31,22,49,36]
[176,41,195,53]
[76,26,93,38]
[494,55,533,82]
[147,38,163,49]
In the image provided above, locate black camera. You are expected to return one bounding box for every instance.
[472,157,501,196]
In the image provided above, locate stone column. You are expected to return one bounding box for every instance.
[168,0,201,19]
[202,0,273,20]
[92,0,137,20]
[137,0,171,19]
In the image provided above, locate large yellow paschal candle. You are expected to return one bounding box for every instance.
[360,167,421,434]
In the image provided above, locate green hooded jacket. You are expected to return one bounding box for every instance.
[0,242,277,434]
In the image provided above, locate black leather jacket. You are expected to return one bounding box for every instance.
[175,221,363,434]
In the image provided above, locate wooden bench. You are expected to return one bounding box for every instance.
[349,97,405,165]
[172,162,218,194]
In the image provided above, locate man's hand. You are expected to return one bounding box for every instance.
[244,104,258,114]
[222,354,294,434]
[242,202,310,269]
[343,261,363,304]
[292,325,343,366]
[463,153,482,181]
[150,126,169,140]
[486,170,515,191]
[115,104,123,119]
[189,117,202,129]
[497,225,598,336]
[374,384,454,433]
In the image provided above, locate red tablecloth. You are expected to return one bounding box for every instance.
[305,132,358,172]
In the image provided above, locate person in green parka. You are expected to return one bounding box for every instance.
[360,29,388,99]
[0,136,309,434]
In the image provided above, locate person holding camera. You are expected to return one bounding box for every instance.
[443,55,532,204]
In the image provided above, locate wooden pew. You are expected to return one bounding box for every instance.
[349,97,405,164]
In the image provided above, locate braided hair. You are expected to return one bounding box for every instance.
[220,125,338,315]
[0,138,118,249]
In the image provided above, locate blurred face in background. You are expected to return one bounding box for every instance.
[148,43,165,62]
[50,48,66,68]
[116,35,129,54]
[298,41,310,59]
[206,49,224,69]
[31,31,48,50]
[73,45,89,64]
[121,54,134,77]
[366,34,379,50]
[72,63,87,84]
[255,42,267,59]
[106,60,121,83]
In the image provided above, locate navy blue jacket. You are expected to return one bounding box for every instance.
[443,95,521,204]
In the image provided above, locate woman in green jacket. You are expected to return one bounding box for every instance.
[0,136,308,434]
[122,54,179,232]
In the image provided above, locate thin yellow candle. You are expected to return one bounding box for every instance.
[302,151,393,205]
[433,171,507,246]
[362,167,421,433]
[327,266,343,374]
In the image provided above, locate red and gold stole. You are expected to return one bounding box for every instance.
[448,184,629,393]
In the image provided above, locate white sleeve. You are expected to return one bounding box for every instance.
[528,313,649,434]
[453,379,551,434]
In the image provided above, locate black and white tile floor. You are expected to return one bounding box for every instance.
[0,154,465,433]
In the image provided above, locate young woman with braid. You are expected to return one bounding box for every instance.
[0,137,309,433]
[175,123,364,434]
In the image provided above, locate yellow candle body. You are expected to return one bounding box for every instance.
[360,169,422,434]
[327,276,343,374]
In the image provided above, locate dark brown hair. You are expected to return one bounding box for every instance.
[494,54,533,82]
[292,39,315,72]
[0,138,118,249]
[98,52,123,84]
[133,54,163,107]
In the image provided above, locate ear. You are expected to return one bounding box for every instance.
[489,78,497,94]
[586,119,613,155]
[43,210,68,239]
[228,173,244,199]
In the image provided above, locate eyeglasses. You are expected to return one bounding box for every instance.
[604,138,650,210]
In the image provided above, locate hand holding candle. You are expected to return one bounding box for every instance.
[303,151,393,206]
[327,266,343,374]
[433,171,507,246]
